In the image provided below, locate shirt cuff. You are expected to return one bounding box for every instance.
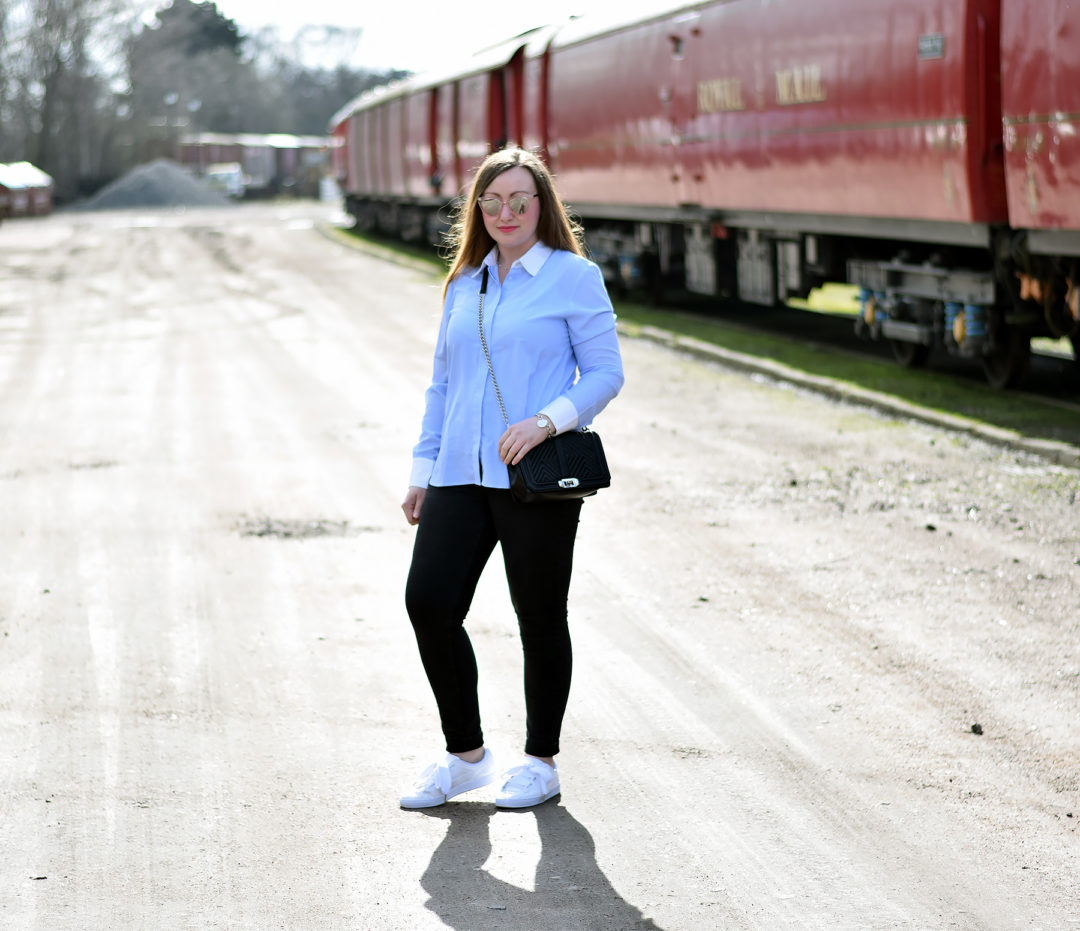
[409,458,435,488]
[540,396,579,435]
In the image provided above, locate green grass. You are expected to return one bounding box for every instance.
[613,300,1080,450]
[336,226,1080,452]
[327,224,448,273]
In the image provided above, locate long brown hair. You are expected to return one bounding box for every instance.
[442,147,584,300]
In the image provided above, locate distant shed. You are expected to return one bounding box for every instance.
[0,162,55,217]
[0,164,31,218]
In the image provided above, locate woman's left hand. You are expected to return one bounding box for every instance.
[499,418,550,465]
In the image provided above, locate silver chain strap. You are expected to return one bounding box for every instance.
[477,267,511,427]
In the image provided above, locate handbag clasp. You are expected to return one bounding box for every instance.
[557,478,580,489]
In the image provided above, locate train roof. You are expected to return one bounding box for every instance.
[325,3,722,132]
[328,24,561,131]
[549,1,718,50]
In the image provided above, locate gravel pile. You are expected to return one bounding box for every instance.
[75,159,232,210]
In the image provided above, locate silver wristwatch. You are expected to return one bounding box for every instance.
[535,413,556,437]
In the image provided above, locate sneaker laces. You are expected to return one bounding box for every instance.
[413,758,453,796]
[500,762,543,793]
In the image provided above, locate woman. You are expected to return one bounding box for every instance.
[400,147,624,809]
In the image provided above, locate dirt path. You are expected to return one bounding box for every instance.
[0,203,1076,930]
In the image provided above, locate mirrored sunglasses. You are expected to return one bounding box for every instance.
[477,192,537,216]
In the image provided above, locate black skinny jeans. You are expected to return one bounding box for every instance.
[405,484,582,758]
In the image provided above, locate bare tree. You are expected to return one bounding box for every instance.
[0,0,19,161]
[123,0,253,160]
[1,0,128,198]
[0,0,410,200]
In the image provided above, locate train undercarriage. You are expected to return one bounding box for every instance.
[581,213,1080,391]
[845,232,1080,389]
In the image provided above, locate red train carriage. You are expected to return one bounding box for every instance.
[331,0,1080,388]
[330,32,552,242]
[1000,0,1080,359]
[546,0,1028,384]
[550,1,1005,225]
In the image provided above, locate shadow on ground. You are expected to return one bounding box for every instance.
[415,801,664,930]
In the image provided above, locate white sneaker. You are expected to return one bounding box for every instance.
[495,757,560,809]
[399,749,496,809]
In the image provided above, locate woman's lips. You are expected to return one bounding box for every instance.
[497,226,517,233]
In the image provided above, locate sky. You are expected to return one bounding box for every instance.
[212,1,674,73]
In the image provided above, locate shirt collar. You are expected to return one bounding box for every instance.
[471,241,554,278]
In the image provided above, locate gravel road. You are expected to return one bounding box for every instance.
[1,202,1077,930]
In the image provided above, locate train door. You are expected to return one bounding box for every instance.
[425,91,438,197]
[522,48,550,166]
[667,9,706,206]
[487,70,507,150]
[402,89,430,198]
[385,97,407,196]
[354,112,372,195]
[667,9,716,294]
[435,83,457,196]
[457,73,490,184]
[373,106,387,195]
[502,49,525,150]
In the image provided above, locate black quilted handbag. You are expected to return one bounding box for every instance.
[478,267,611,504]
[507,428,610,503]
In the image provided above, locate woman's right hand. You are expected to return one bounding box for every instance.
[402,486,427,525]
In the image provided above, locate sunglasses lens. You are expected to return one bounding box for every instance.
[479,194,534,216]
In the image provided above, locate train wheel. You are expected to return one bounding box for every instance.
[889,340,931,368]
[981,328,1031,389]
